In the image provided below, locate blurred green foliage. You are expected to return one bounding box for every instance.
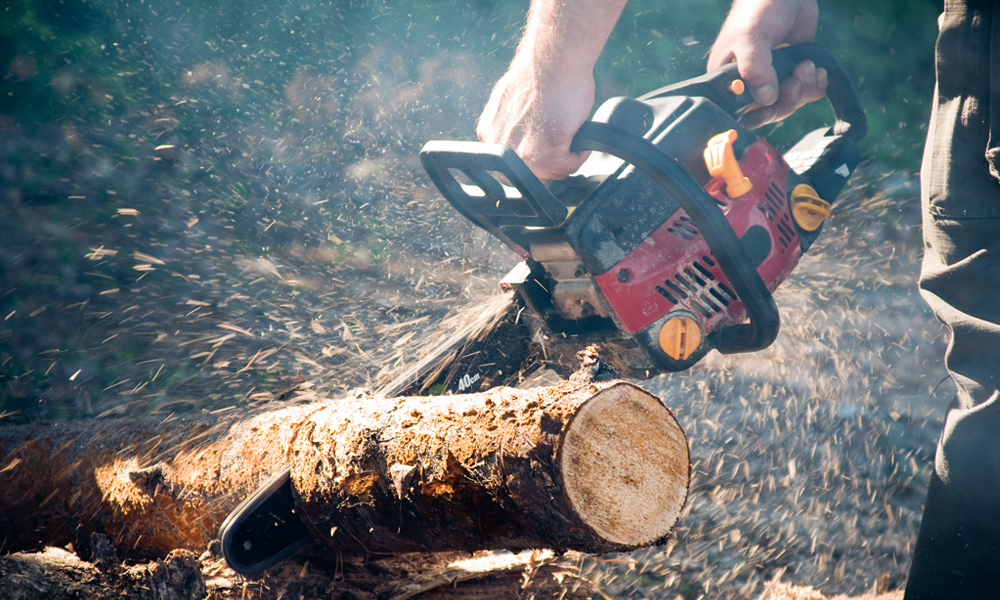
[599,0,939,165]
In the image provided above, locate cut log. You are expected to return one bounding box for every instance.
[289,377,690,555]
[0,367,689,561]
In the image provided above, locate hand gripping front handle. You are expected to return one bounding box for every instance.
[571,121,781,355]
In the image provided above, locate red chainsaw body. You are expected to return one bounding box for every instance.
[593,139,802,335]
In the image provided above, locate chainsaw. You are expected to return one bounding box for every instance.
[218,42,865,576]
[386,42,866,395]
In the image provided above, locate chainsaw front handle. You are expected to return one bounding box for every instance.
[571,121,780,355]
[420,141,568,258]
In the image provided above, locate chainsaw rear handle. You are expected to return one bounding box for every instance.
[642,43,867,142]
[570,121,780,354]
[769,43,866,141]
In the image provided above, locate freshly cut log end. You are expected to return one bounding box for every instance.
[560,384,689,547]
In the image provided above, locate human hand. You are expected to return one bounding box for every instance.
[476,0,627,181]
[707,0,827,128]
[476,56,596,182]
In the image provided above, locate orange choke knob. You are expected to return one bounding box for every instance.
[704,129,753,198]
[658,315,703,361]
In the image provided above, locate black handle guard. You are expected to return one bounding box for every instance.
[420,141,568,258]
[641,42,867,143]
[571,121,780,354]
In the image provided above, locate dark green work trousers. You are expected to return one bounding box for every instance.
[905,0,1000,597]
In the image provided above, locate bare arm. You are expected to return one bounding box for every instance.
[476,0,628,181]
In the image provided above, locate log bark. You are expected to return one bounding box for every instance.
[0,404,310,559]
[0,368,689,561]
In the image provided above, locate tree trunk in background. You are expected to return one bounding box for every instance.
[0,364,689,562]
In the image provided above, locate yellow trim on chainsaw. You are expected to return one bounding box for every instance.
[790,184,831,231]
[658,315,702,361]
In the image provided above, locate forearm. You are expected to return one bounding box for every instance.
[516,0,629,79]
[477,0,629,180]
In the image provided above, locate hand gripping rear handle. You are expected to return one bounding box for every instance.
[769,43,867,141]
[571,121,781,355]
[642,43,867,143]
[419,141,568,257]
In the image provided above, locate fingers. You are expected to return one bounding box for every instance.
[742,60,828,129]
[476,107,590,182]
[708,0,820,107]
[708,41,780,106]
[530,152,590,184]
[736,43,782,106]
[476,59,596,182]
[796,59,827,104]
[506,138,590,183]
[475,125,587,183]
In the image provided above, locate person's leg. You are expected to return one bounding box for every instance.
[904,1,1000,597]
[903,396,1000,598]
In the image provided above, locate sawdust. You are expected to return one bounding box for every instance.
[759,577,903,600]
[571,170,939,598]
